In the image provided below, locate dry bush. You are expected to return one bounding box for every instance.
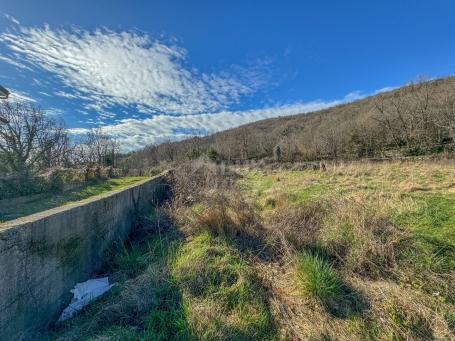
[320,199,409,278]
[266,189,409,278]
[263,191,288,210]
[168,161,268,249]
[187,189,268,252]
[267,201,326,256]
[168,161,239,206]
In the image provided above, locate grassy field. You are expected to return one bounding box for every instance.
[238,161,455,339]
[47,161,455,340]
[0,176,148,223]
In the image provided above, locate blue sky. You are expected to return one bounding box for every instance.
[0,1,454,150]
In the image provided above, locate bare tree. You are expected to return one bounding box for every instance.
[74,128,119,167]
[0,101,67,177]
[435,87,455,141]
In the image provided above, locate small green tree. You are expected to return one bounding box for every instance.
[186,148,201,160]
[207,146,218,161]
[273,145,282,161]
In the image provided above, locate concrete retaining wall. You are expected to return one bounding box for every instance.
[0,174,168,340]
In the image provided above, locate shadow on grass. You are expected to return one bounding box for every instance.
[322,282,370,319]
[293,248,370,320]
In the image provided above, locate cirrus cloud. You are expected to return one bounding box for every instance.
[0,25,266,115]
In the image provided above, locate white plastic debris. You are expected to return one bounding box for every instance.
[58,277,116,322]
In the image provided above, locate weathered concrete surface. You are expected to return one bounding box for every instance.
[0,174,168,340]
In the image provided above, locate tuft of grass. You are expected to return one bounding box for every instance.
[295,251,343,301]
[268,201,325,255]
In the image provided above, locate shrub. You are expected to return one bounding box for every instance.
[268,201,325,255]
[295,251,343,301]
[169,161,239,206]
[49,169,65,192]
[206,146,218,161]
[0,174,50,199]
[176,188,270,255]
[273,145,281,161]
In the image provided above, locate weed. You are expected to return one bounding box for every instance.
[268,201,325,255]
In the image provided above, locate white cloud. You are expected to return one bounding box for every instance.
[0,23,384,153]
[0,25,266,115]
[0,55,32,71]
[7,89,37,102]
[4,14,20,25]
[44,107,64,116]
[69,93,361,152]
[373,86,397,95]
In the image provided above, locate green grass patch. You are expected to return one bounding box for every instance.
[295,251,343,301]
[0,176,147,222]
[393,193,455,274]
[239,171,275,200]
[171,232,276,340]
[287,183,329,203]
[392,193,455,301]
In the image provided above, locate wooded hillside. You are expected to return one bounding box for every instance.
[121,77,455,170]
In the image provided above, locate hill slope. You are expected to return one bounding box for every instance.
[122,76,455,169]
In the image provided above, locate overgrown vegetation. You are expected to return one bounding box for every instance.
[240,160,455,339]
[47,161,454,340]
[48,162,276,340]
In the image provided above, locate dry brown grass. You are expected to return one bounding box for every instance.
[320,198,409,278]
[255,258,454,340]
[169,162,270,255]
[168,160,239,206]
[267,201,326,256]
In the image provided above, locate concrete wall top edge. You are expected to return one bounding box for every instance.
[0,172,168,233]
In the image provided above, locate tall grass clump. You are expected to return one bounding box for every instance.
[267,201,326,256]
[319,199,407,278]
[168,161,239,206]
[295,251,343,302]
